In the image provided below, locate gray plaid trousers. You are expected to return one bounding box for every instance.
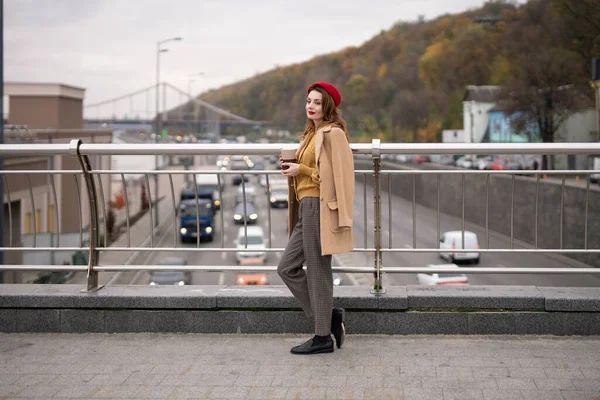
[277,197,333,336]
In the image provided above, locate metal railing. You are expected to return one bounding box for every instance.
[1,139,599,293]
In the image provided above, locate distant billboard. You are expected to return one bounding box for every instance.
[489,111,541,143]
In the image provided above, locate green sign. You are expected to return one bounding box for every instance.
[162,128,168,139]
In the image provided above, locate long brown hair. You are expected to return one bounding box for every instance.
[300,85,348,140]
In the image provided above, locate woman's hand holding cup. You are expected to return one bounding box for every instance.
[281,148,298,176]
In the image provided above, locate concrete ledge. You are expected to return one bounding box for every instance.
[407,285,545,309]
[539,287,600,311]
[1,284,599,335]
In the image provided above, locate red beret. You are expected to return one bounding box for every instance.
[307,81,342,107]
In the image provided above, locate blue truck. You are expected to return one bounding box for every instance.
[178,198,215,242]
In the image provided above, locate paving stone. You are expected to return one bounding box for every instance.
[495,377,536,390]
[53,385,102,398]
[325,386,366,400]
[518,390,564,400]
[403,387,443,400]
[561,391,600,400]
[246,386,288,399]
[168,385,212,399]
[233,375,274,387]
[363,388,405,400]
[505,367,547,378]
[284,386,327,399]
[442,388,483,399]
[11,384,63,398]
[481,389,524,399]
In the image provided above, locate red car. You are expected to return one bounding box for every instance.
[491,158,508,170]
[414,155,431,164]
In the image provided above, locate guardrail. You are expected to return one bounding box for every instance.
[1,139,599,292]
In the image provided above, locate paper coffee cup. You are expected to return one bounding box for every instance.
[281,148,297,170]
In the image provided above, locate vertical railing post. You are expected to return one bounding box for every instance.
[371,139,385,294]
[70,139,102,292]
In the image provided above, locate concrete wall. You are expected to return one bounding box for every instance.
[0,285,598,335]
[356,158,600,267]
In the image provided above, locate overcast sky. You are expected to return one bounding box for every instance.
[5,0,523,118]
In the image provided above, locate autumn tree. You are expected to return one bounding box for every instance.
[499,1,590,169]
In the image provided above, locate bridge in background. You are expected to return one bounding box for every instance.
[83,82,268,135]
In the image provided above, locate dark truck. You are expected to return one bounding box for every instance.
[180,172,221,211]
[178,198,214,242]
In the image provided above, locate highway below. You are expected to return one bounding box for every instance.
[130,156,599,288]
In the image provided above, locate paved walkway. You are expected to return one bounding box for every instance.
[0,333,599,399]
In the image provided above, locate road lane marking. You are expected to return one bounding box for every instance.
[218,272,225,285]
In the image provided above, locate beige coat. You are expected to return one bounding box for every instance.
[287,125,354,255]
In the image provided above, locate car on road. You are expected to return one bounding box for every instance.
[439,230,481,264]
[414,155,431,164]
[150,257,191,286]
[475,156,494,170]
[269,187,289,208]
[333,273,343,286]
[233,201,259,224]
[417,264,469,286]
[455,156,475,169]
[179,199,214,242]
[237,183,257,197]
[236,257,269,285]
[234,226,268,263]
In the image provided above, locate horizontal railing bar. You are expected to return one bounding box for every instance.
[0,265,597,275]
[93,266,600,274]
[381,267,600,274]
[3,246,596,254]
[89,170,284,175]
[94,247,287,252]
[0,247,87,251]
[361,170,600,175]
[0,265,88,271]
[0,144,72,155]
[4,142,599,156]
[78,143,374,155]
[378,143,600,155]
[0,170,82,175]
[2,169,598,176]
[376,248,600,253]
[72,142,600,156]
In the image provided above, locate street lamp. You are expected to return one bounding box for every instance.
[188,72,205,97]
[154,36,182,227]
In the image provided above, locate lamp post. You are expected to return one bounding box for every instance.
[154,36,182,227]
[188,72,205,97]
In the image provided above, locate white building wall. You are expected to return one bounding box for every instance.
[442,130,466,143]
[463,101,496,143]
[552,109,597,170]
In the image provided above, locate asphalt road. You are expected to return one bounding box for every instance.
[135,156,599,288]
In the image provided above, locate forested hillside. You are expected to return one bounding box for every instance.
[198,0,599,142]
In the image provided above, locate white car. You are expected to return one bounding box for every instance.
[439,230,480,264]
[234,226,268,263]
[237,183,257,197]
[417,264,469,286]
[455,156,475,169]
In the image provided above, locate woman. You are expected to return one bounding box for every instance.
[278,82,355,354]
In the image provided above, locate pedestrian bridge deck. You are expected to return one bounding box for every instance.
[1,332,599,399]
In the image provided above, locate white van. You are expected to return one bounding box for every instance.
[439,231,480,264]
[234,226,268,263]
